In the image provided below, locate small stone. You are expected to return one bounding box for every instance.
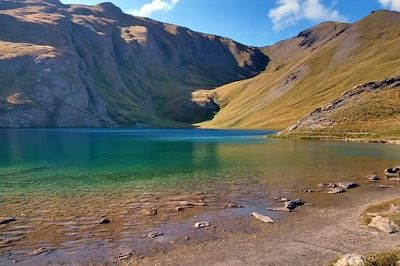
[143,231,163,238]
[174,206,184,212]
[193,221,211,229]
[327,188,346,194]
[378,185,391,189]
[337,182,358,189]
[225,204,243,208]
[251,212,274,223]
[334,254,366,266]
[0,217,16,225]
[185,236,191,241]
[140,208,158,216]
[368,215,400,233]
[117,253,132,261]
[100,218,111,224]
[318,183,336,189]
[284,199,304,210]
[388,177,400,182]
[301,189,315,193]
[29,247,49,256]
[177,201,207,207]
[273,197,290,202]
[367,173,380,181]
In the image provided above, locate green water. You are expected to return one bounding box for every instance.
[0,128,399,197]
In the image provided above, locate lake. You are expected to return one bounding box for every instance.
[1,129,399,264]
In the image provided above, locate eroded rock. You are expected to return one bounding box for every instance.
[100,218,111,224]
[225,204,243,208]
[29,247,50,256]
[284,199,305,211]
[318,183,336,189]
[367,173,380,181]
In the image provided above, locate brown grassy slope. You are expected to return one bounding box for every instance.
[199,11,400,130]
[279,77,400,139]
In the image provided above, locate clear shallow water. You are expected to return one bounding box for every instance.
[1,129,400,264]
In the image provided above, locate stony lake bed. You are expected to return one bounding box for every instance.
[1,129,400,265]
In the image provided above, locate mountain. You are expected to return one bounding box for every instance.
[278,77,400,140]
[199,10,400,130]
[0,0,268,128]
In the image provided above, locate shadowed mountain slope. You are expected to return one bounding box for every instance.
[0,0,268,128]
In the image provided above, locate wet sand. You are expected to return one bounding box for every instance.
[1,176,400,265]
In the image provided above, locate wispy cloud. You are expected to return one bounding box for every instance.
[379,0,400,11]
[268,0,347,30]
[131,0,179,17]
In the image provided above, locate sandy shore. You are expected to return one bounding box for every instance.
[126,184,400,266]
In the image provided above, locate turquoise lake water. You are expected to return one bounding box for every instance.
[1,128,399,197]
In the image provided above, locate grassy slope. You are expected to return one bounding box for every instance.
[198,11,400,130]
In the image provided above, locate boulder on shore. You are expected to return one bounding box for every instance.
[368,215,400,233]
[334,254,366,266]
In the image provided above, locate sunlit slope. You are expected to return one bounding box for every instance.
[280,77,400,139]
[199,11,400,129]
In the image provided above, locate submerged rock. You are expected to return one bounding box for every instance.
[337,182,358,189]
[142,231,163,238]
[334,254,366,266]
[327,188,346,194]
[368,216,400,233]
[0,217,16,225]
[117,253,133,261]
[140,208,158,216]
[267,207,291,212]
[29,247,51,256]
[250,212,275,223]
[194,221,211,229]
[273,197,290,202]
[225,203,243,209]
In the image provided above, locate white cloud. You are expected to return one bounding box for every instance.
[268,0,347,30]
[131,0,179,17]
[379,0,400,11]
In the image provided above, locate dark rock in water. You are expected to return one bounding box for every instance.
[0,217,16,225]
[337,182,358,189]
[225,203,243,208]
[318,183,336,189]
[385,166,400,178]
[367,173,380,181]
[284,199,304,211]
[142,231,163,238]
[327,188,346,194]
[100,218,111,224]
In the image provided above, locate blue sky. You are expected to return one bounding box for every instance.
[60,0,400,47]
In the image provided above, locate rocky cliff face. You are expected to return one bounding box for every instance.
[0,0,268,128]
